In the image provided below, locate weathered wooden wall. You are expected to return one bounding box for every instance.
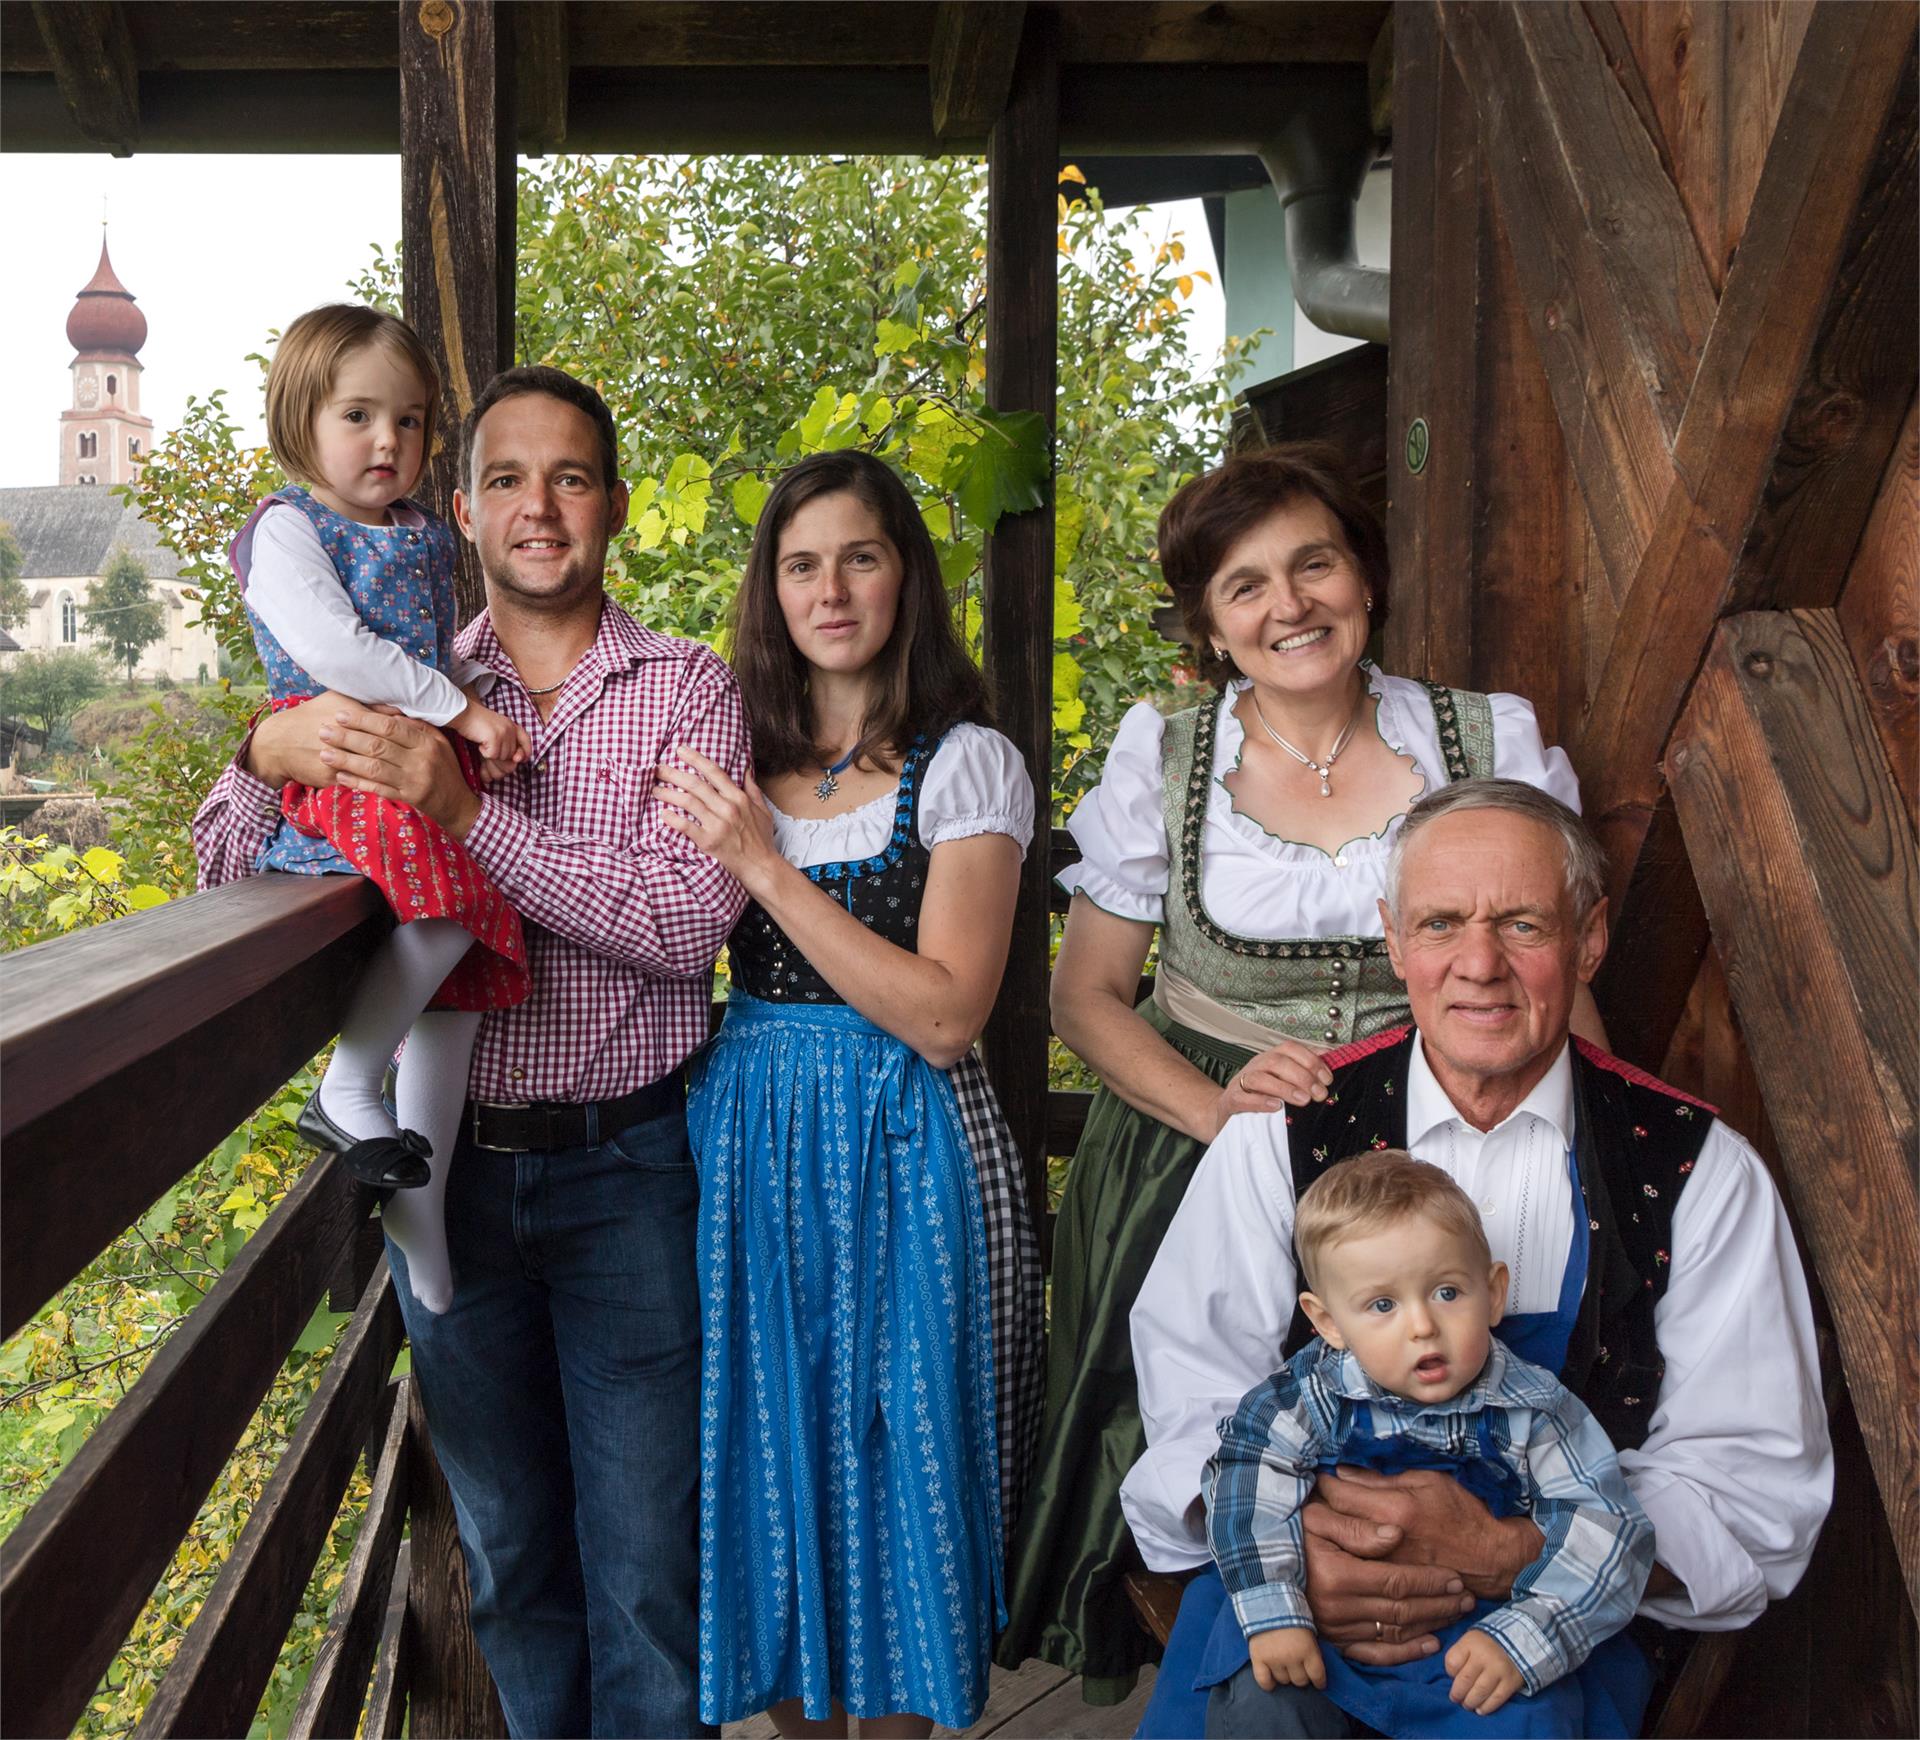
[1385,4,1918,1734]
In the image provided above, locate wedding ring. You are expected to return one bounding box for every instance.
[1375,1620,1383,1640]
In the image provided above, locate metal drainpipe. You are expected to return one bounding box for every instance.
[1257,76,1390,344]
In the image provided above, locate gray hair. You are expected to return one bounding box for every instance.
[1385,778,1607,922]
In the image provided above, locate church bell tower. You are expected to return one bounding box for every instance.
[59,234,153,489]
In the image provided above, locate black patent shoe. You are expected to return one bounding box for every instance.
[296,1093,434,1191]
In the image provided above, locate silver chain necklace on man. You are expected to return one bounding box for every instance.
[1251,681,1363,798]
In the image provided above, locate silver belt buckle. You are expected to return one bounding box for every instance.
[471,1098,533,1153]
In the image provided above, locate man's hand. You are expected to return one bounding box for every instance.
[1444,1629,1526,1716]
[1314,1467,1543,1600]
[317,703,482,838]
[1301,1502,1475,1665]
[1248,1626,1326,1694]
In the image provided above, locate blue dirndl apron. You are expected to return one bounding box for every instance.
[1136,1145,1653,1738]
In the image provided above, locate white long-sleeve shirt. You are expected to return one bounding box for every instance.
[243,502,488,726]
[1122,1037,1832,1633]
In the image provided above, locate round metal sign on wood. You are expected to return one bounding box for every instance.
[1405,417,1431,476]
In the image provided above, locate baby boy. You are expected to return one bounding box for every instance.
[1203,1151,1653,1736]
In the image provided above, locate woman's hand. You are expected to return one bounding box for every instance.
[1211,1038,1335,1135]
[655,744,782,893]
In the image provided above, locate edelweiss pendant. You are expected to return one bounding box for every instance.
[815,771,840,802]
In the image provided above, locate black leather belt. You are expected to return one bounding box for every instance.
[468,1074,684,1153]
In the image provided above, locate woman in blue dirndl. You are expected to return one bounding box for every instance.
[660,451,1031,1736]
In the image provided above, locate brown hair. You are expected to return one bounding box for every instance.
[265,304,439,492]
[461,364,621,493]
[1157,443,1390,688]
[1294,1150,1491,1295]
[729,450,989,777]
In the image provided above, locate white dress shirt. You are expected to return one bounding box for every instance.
[243,502,489,726]
[1122,1038,1832,1631]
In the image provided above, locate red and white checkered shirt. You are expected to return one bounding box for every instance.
[193,598,749,1102]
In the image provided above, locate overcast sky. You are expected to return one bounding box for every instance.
[0,152,1224,490]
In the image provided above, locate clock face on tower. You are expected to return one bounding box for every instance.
[77,377,99,408]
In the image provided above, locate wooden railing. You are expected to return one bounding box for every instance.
[0,877,501,1739]
[0,837,1105,1737]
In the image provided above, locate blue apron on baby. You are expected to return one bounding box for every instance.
[1137,1146,1654,1739]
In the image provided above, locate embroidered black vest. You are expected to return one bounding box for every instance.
[727,735,933,1003]
[1279,1028,1715,1454]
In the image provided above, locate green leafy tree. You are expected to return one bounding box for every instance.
[146,156,1244,811]
[0,647,108,744]
[0,520,27,633]
[83,546,168,684]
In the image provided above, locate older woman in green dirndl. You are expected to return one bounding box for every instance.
[994,445,1602,1702]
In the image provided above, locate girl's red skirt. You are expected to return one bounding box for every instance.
[274,700,530,1012]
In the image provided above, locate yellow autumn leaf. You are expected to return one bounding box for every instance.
[1059,164,1086,184]
[1177,275,1194,297]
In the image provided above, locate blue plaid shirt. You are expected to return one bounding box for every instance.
[1203,1339,1654,1696]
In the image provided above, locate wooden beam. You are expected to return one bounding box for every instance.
[28,0,138,153]
[1439,0,1715,597]
[0,875,386,1341]
[1577,1,1917,909]
[1839,396,1919,825]
[1668,607,1920,1612]
[515,0,566,154]
[1055,0,1387,64]
[289,1382,411,1740]
[135,1266,406,1738]
[930,1,1026,141]
[979,6,1057,1262]
[1234,343,1389,516]
[0,1154,368,1740]
[400,0,516,626]
[1382,0,1484,691]
[405,1382,507,1738]
[361,1539,412,1740]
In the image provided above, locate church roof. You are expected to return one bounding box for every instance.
[67,237,147,357]
[0,486,186,586]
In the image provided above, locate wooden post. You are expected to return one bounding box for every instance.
[980,8,1058,1252]
[404,1381,508,1738]
[400,0,516,625]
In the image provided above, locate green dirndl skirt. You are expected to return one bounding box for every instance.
[994,999,1254,1701]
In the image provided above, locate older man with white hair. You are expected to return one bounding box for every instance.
[1122,779,1830,1739]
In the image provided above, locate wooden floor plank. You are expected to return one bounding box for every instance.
[941,1658,1076,1737]
[720,1664,1141,1739]
[995,1667,1157,1738]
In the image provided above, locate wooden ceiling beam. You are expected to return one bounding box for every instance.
[1668,607,1920,1613]
[516,0,568,154]
[28,0,138,155]
[1838,398,1920,827]
[1437,0,1714,597]
[930,1,1026,141]
[1576,1,1917,912]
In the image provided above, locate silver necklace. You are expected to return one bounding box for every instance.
[1250,686,1362,797]
[521,657,585,698]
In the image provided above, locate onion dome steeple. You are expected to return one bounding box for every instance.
[66,235,147,357]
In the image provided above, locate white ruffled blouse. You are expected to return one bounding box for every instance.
[1056,667,1580,940]
[769,722,1036,871]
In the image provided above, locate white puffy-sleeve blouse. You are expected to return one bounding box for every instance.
[769,722,1036,871]
[1056,667,1579,939]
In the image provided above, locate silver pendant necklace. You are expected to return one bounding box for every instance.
[1250,686,1362,798]
[815,739,867,802]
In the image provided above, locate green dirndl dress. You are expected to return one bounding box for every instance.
[995,682,1492,1700]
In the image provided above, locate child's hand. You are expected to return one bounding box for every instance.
[1444,1629,1525,1715]
[1249,1626,1325,1694]
[452,698,530,768]
[477,754,521,784]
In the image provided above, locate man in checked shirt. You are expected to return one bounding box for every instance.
[193,366,748,1739]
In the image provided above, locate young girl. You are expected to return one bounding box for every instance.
[659,450,1030,1736]
[229,303,530,1313]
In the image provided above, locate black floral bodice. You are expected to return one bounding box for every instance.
[728,735,935,1003]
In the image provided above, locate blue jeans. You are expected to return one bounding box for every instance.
[385,1101,709,1739]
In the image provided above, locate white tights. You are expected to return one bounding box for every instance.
[317,917,479,1314]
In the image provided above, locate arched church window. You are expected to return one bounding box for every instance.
[129,437,141,457]
[106,375,118,396]
[60,595,78,644]
[78,432,96,458]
